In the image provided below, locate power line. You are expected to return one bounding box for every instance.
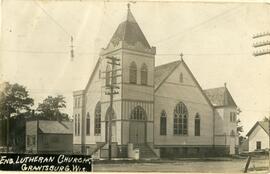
[153,5,242,45]
[33,0,72,37]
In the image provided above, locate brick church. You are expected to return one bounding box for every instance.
[73,5,239,158]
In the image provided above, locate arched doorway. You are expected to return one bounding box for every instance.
[105,107,116,143]
[129,106,147,145]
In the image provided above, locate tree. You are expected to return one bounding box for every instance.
[236,107,243,135]
[263,116,269,122]
[36,95,69,121]
[0,82,34,152]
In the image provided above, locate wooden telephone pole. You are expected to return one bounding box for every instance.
[104,56,120,160]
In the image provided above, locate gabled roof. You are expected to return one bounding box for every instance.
[154,60,180,90]
[38,120,73,134]
[203,86,237,107]
[107,7,151,49]
[246,121,269,137]
[154,59,214,109]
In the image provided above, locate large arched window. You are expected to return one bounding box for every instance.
[141,63,148,85]
[174,102,188,135]
[78,114,80,136]
[94,102,101,135]
[130,106,146,120]
[106,65,111,86]
[195,113,200,136]
[160,110,167,135]
[129,61,137,84]
[74,114,77,136]
[86,112,90,136]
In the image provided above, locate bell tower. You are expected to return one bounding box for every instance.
[99,4,156,155]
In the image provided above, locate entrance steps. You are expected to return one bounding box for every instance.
[134,144,158,159]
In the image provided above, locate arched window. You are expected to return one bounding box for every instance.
[130,106,146,120]
[74,114,77,136]
[195,113,200,136]
[86,112,90,136]
[160,110,167,135]
[106,65,111,86]
[180,73,183,83]
[94,102,101,135]
[129,61,137,84]
[78,114,80,136]
[174,102,188,135]
[105,107,116,121]
[141,63,148,85]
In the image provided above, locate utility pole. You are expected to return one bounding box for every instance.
[104,56,120,160]
[252,32,270,172]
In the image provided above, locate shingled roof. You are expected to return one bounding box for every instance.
[154,60,181,90]
[108,7,151,49]
[247,121,269,137]
[203,86,237,107]
[38,120,73,134]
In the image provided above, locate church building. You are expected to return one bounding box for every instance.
[73,5,239,158]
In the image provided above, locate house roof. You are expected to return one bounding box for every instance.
[107,7,151,49]
[38,120,73,134]
[247,121,269,137]
[203,87,237,107]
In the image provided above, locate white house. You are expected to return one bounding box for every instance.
[72,5,239,158]
[246,121,269,152]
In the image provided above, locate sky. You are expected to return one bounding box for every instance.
[1,0,270,135]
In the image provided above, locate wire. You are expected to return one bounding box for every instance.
[153,5,242,45]
[33,0,72,37]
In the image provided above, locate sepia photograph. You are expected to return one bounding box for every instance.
[0,0,270,173]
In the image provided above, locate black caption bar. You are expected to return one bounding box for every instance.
[0,153,92,172]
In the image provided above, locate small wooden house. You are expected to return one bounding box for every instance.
[246,121,269,152]
[26,120,73,154]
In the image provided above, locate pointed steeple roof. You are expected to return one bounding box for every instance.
[107,5,151,50]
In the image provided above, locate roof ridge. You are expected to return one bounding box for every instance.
[155,60,181,69]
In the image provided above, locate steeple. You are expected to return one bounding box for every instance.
[105,4,152,52]
[127,3,136,23]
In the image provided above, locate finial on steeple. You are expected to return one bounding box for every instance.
[180,52,184,61]
[224,82,227,87]
[127,3,130,10]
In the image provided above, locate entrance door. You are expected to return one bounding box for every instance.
[106,121,116,142]
[129,121,146,144]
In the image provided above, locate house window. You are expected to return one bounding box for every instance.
[180,73,183,83]
[95,102,101,135]
[74,114,77,136]
[106,65,111,86]
[77,97,81,108]
[130,106,146,120]
[256,141,261,150]
[160,110,167,135]
[129,61,137,84]
[78,114,80,136]
[195,113,200,136]
[230,112,236,122]
[230,130,235,137]
[86,112,90,136]
[141,63,148,85]
[74,98,77,108]
[174,102,188,135]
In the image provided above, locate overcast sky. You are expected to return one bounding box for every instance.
[1,0,270,135]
